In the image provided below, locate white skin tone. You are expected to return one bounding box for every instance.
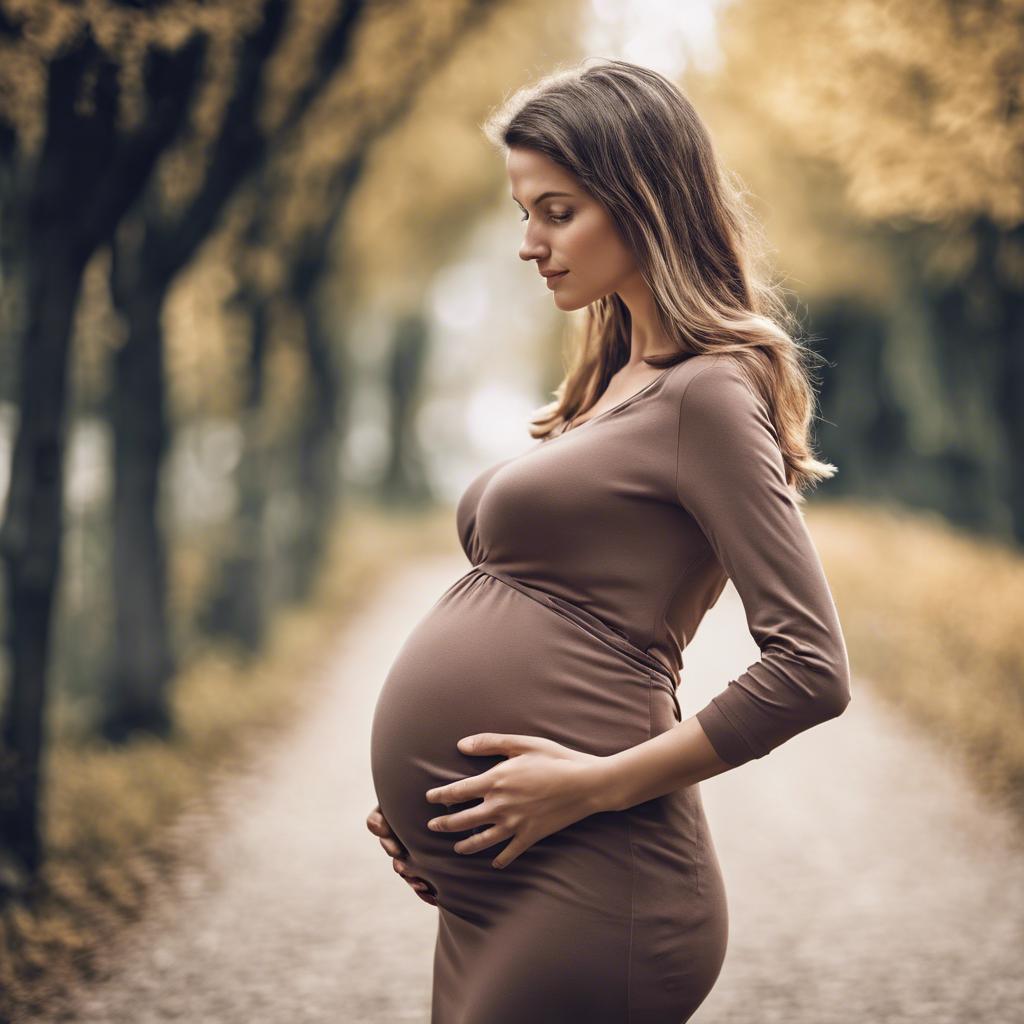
[367,146,730,888]
[509,145,680,416]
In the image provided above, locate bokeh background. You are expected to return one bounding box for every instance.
[0,1,1022,1021]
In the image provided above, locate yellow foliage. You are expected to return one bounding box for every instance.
[0,0,264,159]
[715,0,1024,226]
[341,0,588,304]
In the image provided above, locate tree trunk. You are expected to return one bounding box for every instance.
[380,312,434,506]
[0,242,85,875]
[202,294,271,651]
[100,284,175,740]
[289,295,347,601]
[988,220,1024,543]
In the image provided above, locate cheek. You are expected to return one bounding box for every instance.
[565,217,633,286]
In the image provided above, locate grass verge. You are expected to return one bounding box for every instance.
[809,498,1024,818]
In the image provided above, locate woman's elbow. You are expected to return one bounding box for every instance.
[812,650,852,722]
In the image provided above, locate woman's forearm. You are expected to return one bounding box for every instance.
[589,717,736,813]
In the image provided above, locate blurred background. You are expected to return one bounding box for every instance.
[0,0,1021,1021]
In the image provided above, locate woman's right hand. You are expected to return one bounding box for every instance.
[366,803,438,906]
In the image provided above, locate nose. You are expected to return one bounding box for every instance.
[518,222,549,263]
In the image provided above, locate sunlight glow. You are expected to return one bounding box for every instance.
[584,0,728,78]
[464,382,539,454]
[430,261,491,334]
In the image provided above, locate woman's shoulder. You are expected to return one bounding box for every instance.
[663,351,755,409]
[669,351,779,454]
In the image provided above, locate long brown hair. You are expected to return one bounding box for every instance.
[482,58,836,496]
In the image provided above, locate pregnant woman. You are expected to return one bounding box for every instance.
[367,58,851,1023]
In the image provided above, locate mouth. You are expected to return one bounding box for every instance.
[545,271,569,288]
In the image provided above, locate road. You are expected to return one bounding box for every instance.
[39,554,1024,1024]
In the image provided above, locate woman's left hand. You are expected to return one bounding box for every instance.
[424,734,609,870]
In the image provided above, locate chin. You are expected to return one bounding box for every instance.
[553,290,591,312]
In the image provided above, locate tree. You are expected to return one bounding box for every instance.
[0,3,207,877]
[700,0,1024,537]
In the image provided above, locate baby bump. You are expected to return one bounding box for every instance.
[368,568,676,903]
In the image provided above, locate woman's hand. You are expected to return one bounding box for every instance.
[424,734,608,870]
[366,803,438,906]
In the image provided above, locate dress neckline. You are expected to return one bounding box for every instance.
[557,360,683,437]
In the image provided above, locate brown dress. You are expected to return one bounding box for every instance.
[370,352,851,1023]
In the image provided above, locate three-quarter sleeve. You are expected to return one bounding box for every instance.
[675,357,852,768]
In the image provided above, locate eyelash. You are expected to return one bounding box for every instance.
[519,212,572,224]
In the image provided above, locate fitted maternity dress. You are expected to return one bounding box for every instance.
[370,351,851,1023]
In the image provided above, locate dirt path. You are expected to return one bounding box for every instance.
[39,555,1024,1023]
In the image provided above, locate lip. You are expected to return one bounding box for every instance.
[543,270,569,288]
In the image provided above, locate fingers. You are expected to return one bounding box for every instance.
[394,857,439,904]
[451,824,514,856]
[366,805,397,838]
[407,874,437,895]
[393,856,434,888]
[392,857,416,881]
[425,771,494,806]
[378,835,407,859]
[426,808,493,835]
[368,805,408,857]
[370,807,438,904]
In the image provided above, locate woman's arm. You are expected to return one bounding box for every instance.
[587,714,734,813]
[425,356,851,867]
[593,355,852,811]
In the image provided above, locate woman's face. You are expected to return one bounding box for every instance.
[506,146,639,311]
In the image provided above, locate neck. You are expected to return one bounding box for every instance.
[615,274,677,363]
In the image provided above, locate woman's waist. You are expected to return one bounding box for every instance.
[468,562,681,721]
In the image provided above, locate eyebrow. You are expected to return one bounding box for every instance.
[511,190,574,208]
